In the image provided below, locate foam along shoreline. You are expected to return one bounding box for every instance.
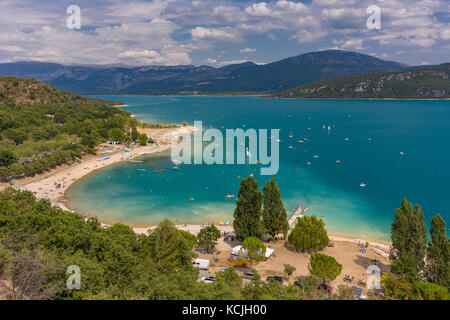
[17,125,195,206]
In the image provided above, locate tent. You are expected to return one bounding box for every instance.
[232,245,274,259]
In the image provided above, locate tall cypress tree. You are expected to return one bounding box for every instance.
[233,175,263,241]
[390,198,427,282]
[262,178,288,239]
[425,214,450,288]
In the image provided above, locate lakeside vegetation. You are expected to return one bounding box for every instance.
[270,64,450,99]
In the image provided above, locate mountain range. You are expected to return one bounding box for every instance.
[0,50,409,95]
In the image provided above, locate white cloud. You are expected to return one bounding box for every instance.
[0,45,25,52]
[118,50,160,58]
[240,48,256,53]
[191,26,242,42]
[0,0,447,66]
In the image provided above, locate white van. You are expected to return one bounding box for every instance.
[192,258,210,270]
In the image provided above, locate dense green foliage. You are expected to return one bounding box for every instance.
[262,178,288,239]
[233,176,263,241]
[0,76,138,180]
[138,134,148,146]
[288,215,329,251]
[242,237,266,262]
[0,188,360,300]
[197,224,221,252]
[380,273,413,300]
[425,214,450,287]
[271,64,450,99]
[380,273,449,300]
[308,253,342,283]
[389,198,427,282]
[384,199,449,300]
[178,230,198,251]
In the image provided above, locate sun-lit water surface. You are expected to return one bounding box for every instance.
[66,96,450,241]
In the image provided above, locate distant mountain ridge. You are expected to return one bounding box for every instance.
[0,50,409,95]
[270,64,450,99]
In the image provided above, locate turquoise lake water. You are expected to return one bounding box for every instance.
[66,96,450,241]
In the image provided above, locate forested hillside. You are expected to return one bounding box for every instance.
[270,64,450,99]
[0,76,133,180]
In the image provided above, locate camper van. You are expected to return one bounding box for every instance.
[192,258,210,270]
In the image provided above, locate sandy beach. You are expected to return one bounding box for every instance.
[13,125,195,207]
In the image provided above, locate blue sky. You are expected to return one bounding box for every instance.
[0,0,448,67]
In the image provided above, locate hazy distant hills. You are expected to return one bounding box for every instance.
[0,50,409,95]
[270,64,450,99]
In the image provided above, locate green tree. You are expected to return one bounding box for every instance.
[308,253,342,284]
[147,218,192,272]
[131,126,139,142]
[0,150,16,167]
[138,133,148,146]
[425,213,449,288]
[197,224,221,253]
[108,128,124,142]
[80,134,97,148]
[242,236,266,262]
[284,264,296,279]
[413,282,450,300]
[389,198,427,282]
[4,128,28,145]
[288,215,329,251]
[380,273,413,300]
[233,175,263,241]
[262,178,288,239]
[178,229,198,250]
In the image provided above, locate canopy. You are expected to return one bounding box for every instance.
[232,245,274,259]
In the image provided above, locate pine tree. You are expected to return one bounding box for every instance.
[233,175,263,241]
[262,178,288,239]
[288,215,329,251]
[308,253,342,284]
[148,218,192,272]
[425,214,450,288]
[390,198,427,282]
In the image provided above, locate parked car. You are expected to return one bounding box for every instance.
[343,275,354,283]
[266,276,283,283]
[242,272,255,279]
[201,276,215,284]
[318,282,333,294]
